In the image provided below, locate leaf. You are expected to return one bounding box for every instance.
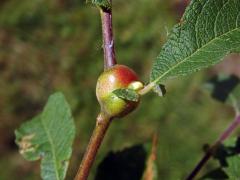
[204,74,240,111]
[113,88,139,102]
[152,84,166,97]
[95,134,160,180]
[15,92,75,180]
[204,74,239,103]
[200,137,240,179]
[221,138,240,179]
[95,144,147,180]
[224,155,240,179]
[88,0,111,10]
[150,0,240,85]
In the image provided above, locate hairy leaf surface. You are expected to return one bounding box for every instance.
[151,0,240,84]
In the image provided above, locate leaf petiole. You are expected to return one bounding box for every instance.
[138,82,156,96]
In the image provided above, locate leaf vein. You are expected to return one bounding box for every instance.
[41,115,60,180]
[153,27,240,84]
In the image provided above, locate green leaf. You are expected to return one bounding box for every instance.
[224,155,240,179]
[15,92,75,180]
[220,137,240,180]
[88,0,111,10]
[200,137,240,179]
[151,0,240,85]
[113,88,139,102]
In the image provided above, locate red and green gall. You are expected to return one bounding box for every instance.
[96,64,143,118]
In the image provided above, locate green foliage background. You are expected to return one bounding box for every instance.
[0,0,236,179]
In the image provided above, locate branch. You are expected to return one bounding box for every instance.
[186,115,240,180]
[100,0,116,70]
[75,113,112,180]
[75,2,116,179]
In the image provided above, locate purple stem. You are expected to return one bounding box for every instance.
[100,1,117,70]
[186,115,240,180]
[217,115,240,143]
[75,3,117,180]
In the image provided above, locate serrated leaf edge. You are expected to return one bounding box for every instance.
[151,27,240,85]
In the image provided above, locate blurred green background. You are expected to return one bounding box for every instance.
[0,0,237,179]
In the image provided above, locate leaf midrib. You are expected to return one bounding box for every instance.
[152,26,240,85]
[41,116,60,180]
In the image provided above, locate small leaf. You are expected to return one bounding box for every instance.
[205,74,239,102]
[88,0,111,10]
[204,74,240,111]
[113,88,139,102]
[224,155,240,179]
[200,137,240,179]
[152,84,166,97]
[15,92,75,180]
[221,137,240,179]
[213,137,240,167]
[150,0,240,85]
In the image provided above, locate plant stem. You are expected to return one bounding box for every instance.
[75,2,116,179]
[75,113,112,180]
[138,82,155,95]
[186,115,240,180]
[100,1,116,70]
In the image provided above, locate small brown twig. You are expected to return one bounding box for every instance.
[75,114,112,180]
[142,133,158,180]
[186,115,240,180]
